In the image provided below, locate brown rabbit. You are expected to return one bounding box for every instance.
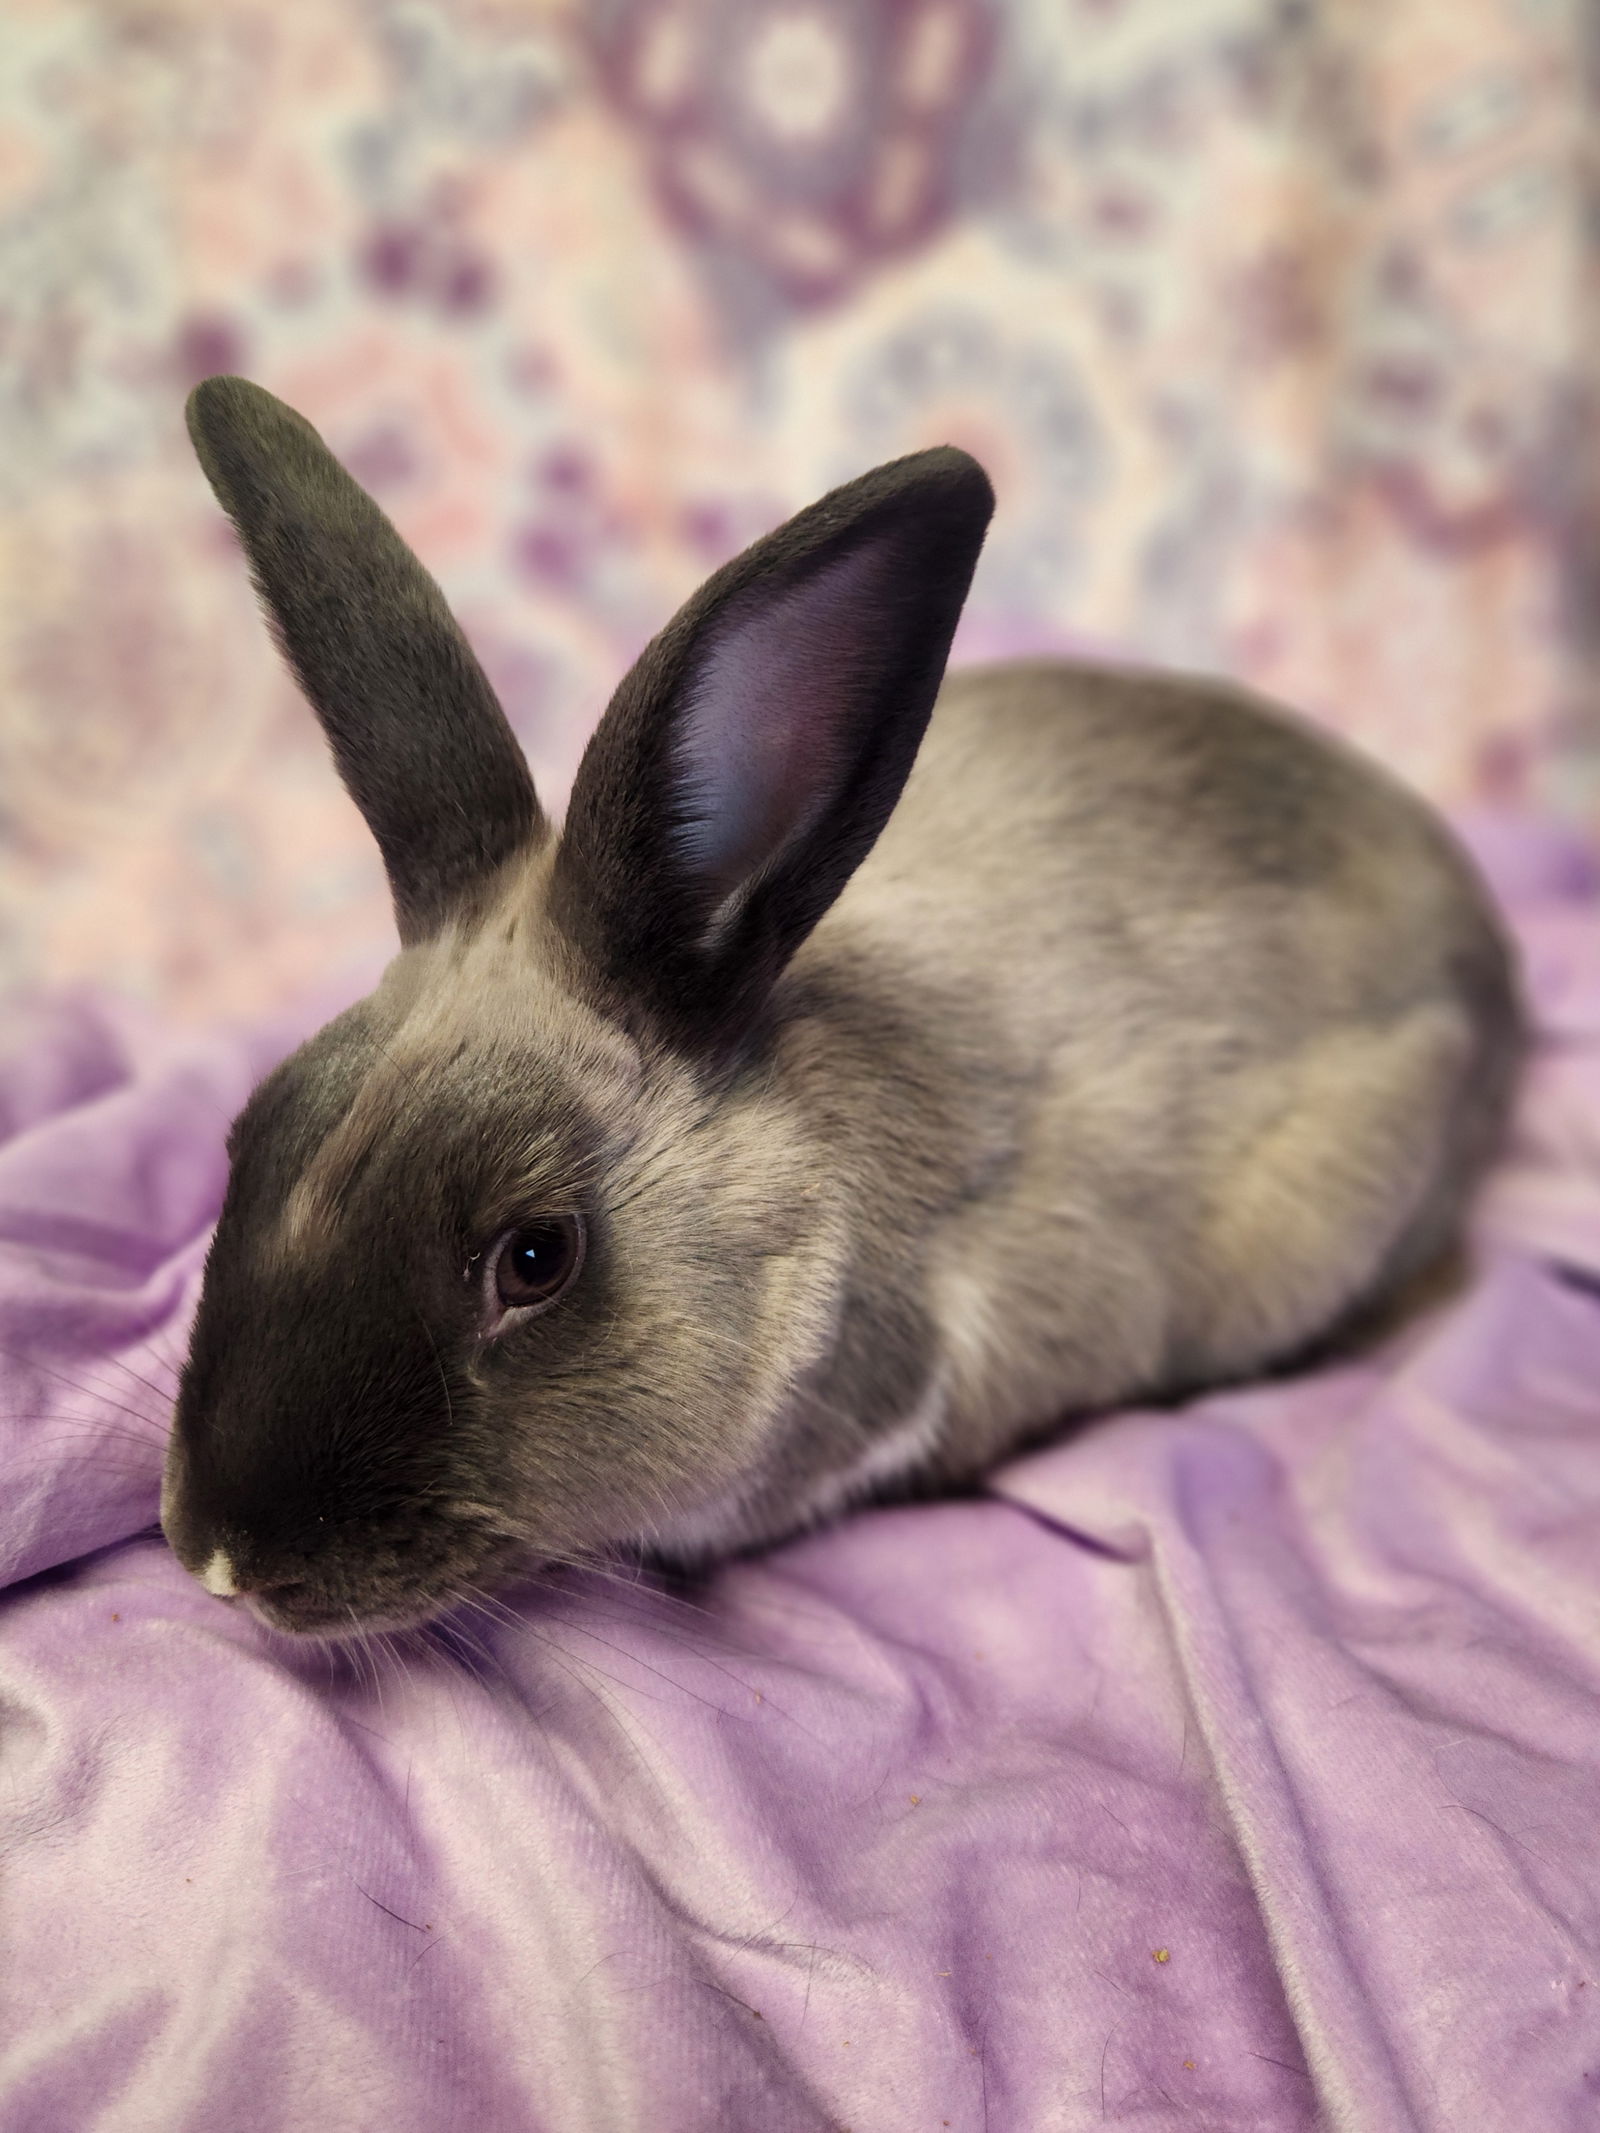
[160,377,1522,1635]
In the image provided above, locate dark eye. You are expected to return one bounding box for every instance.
[489,1215,586,1316]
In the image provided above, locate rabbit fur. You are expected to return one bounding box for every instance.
[160,377,1522,1635]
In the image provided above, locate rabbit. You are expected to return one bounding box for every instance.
[160,376,1522,1637]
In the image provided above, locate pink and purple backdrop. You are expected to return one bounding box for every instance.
[4,0,1598,1016]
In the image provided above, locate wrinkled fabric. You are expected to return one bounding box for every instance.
[5,821,1600,2132]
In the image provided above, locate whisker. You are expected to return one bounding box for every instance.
[0,1346,168,1433]
[2,1410,166,1443]
[449,1586,658,1708]
[99,1350,181,1411]
[440,1594,672,1798]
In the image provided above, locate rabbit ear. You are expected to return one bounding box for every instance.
[186,376,545,945]
[552,446,993,1046]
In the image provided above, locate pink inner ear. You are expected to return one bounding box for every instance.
[673,544,898,901]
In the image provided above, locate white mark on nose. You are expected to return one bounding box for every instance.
[200,1549,238,1598]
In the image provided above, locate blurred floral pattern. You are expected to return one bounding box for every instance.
[2,0,1598,1018]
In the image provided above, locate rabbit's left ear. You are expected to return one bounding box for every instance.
[187,376,545,945]
[553,446,994,1046]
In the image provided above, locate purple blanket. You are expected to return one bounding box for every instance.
[5,818,1600,2132]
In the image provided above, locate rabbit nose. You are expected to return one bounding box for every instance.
[198,1549,239,1598]
[197,1549,312,1605]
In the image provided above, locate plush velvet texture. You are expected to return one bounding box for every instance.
[3,817,1600,2131]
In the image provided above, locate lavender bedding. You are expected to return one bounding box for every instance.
[4,817,1600,2133]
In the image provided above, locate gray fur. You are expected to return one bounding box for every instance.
[161,380,1522,1636]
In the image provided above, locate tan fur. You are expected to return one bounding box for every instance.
[1184,1007,1471,1368]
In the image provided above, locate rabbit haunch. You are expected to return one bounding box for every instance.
[160,376,1520,1636]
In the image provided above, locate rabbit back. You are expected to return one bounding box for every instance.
[781,657,1522,1493]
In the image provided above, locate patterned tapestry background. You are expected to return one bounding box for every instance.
[3,0,1597,1019]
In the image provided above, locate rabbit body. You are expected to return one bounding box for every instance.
[652,656,1518,1553]
[161,380,1519,1632]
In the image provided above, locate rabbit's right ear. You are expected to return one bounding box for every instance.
[553,446,993,1050]
[187,376,544,945]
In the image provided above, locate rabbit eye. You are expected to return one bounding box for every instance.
[489,1215,585,1317]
